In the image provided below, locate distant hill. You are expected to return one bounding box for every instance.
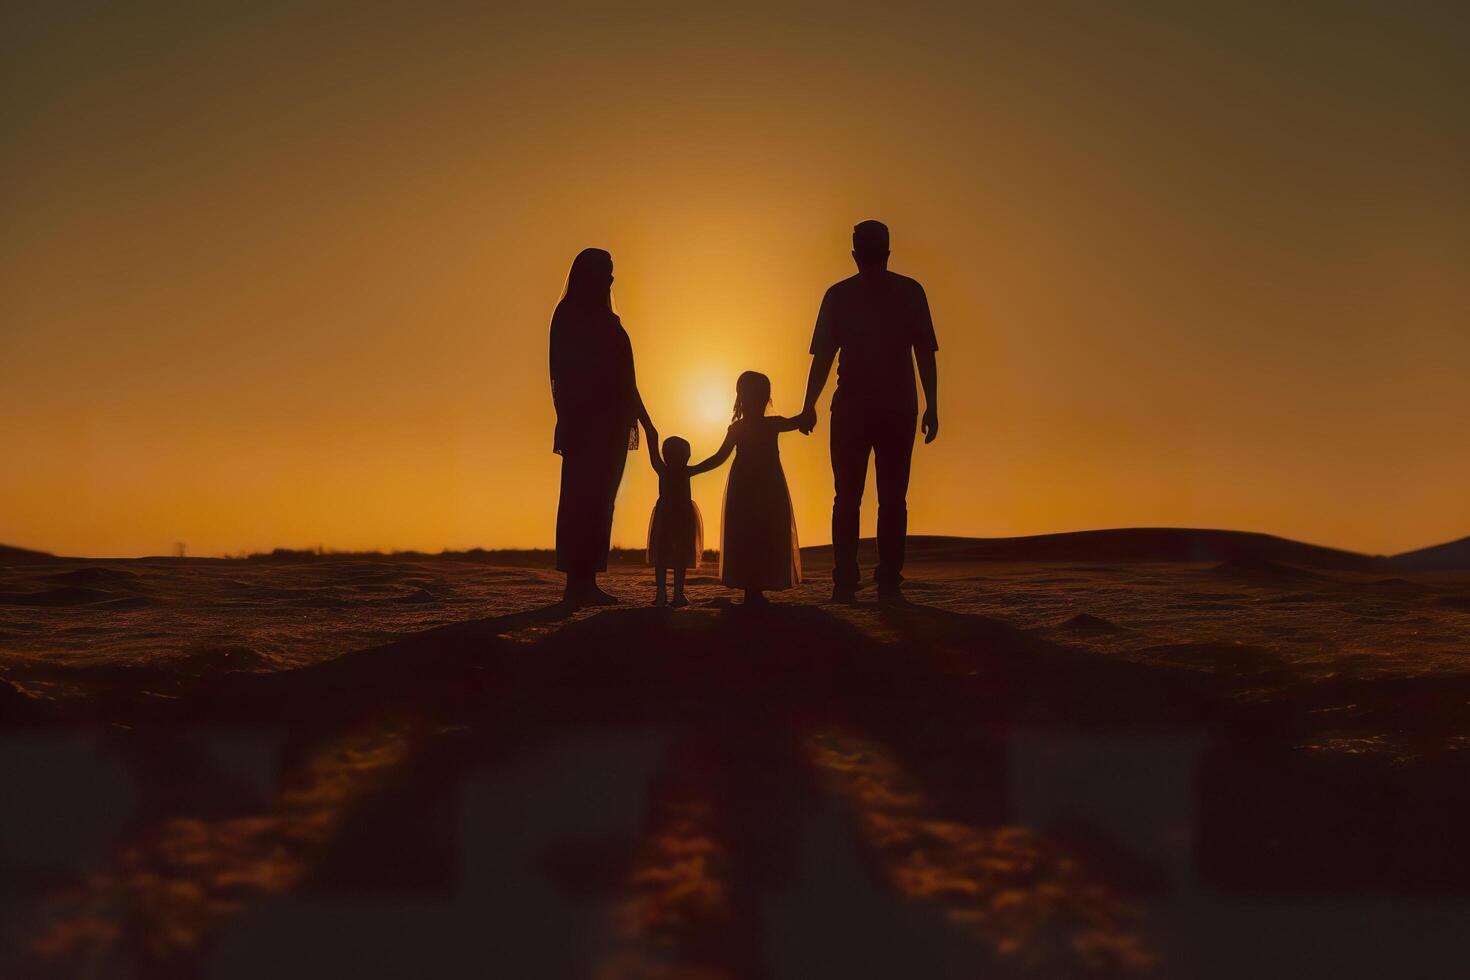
[1389,536,1470,572]
[799,528,1384,571]
[0,544,59,564]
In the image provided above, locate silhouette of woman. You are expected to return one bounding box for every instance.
[549,248,654,606]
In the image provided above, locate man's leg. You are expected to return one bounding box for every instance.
[873,413,917,591]
[829,408,871,592]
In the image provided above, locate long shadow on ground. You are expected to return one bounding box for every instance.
[7,602,1470,978]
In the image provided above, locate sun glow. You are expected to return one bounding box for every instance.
[691,379,733,428]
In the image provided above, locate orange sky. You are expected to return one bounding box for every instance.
[2,3,1467,558]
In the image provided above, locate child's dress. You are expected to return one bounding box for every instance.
[720,418,801,590]
[646,468,704,569]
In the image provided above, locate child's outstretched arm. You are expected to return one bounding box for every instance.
[645,422,665,476]
[768,414,806,433]
[688,427,736,475]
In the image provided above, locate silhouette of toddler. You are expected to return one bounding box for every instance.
[643,431,718,606]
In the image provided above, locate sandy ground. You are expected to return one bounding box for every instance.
[3,547,1467,682]
[2,542,1469,977]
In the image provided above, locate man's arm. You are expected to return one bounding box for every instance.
[916,347,938,444]
[798,345,836,434]
[798,288,836,434]
[913,281,939,444]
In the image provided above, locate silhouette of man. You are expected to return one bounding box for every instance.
[798,220,939,603]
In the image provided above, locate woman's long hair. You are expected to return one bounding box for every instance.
[549,247,615,397]
[732,371,772,422]
[555,247,615,316]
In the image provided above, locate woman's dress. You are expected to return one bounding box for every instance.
[646,468,704,569]
[549,304,640,574]
[719,418,801,590]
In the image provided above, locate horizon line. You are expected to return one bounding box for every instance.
[6,525,1467,563]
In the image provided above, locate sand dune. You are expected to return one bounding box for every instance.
[1390,534,1470,571]
[0,544,59,564]
[804,528,1386,570]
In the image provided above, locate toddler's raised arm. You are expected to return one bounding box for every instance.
[645,425,665,476]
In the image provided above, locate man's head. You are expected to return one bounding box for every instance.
[851,219,889,273]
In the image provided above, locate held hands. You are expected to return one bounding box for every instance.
[922,407,939,444]
[796,407,819,435]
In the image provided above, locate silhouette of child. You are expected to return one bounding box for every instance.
[694,371,803,606]
[644,433,716,607]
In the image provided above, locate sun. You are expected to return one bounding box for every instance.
[692,380,732,427]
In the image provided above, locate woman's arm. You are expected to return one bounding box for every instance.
[688,428,736,475]
[624,333,655,433]
[632,388,655,435]
[619,325,655,440]
[548,318,564,405]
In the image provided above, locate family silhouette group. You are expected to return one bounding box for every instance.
[550,221,940,609]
